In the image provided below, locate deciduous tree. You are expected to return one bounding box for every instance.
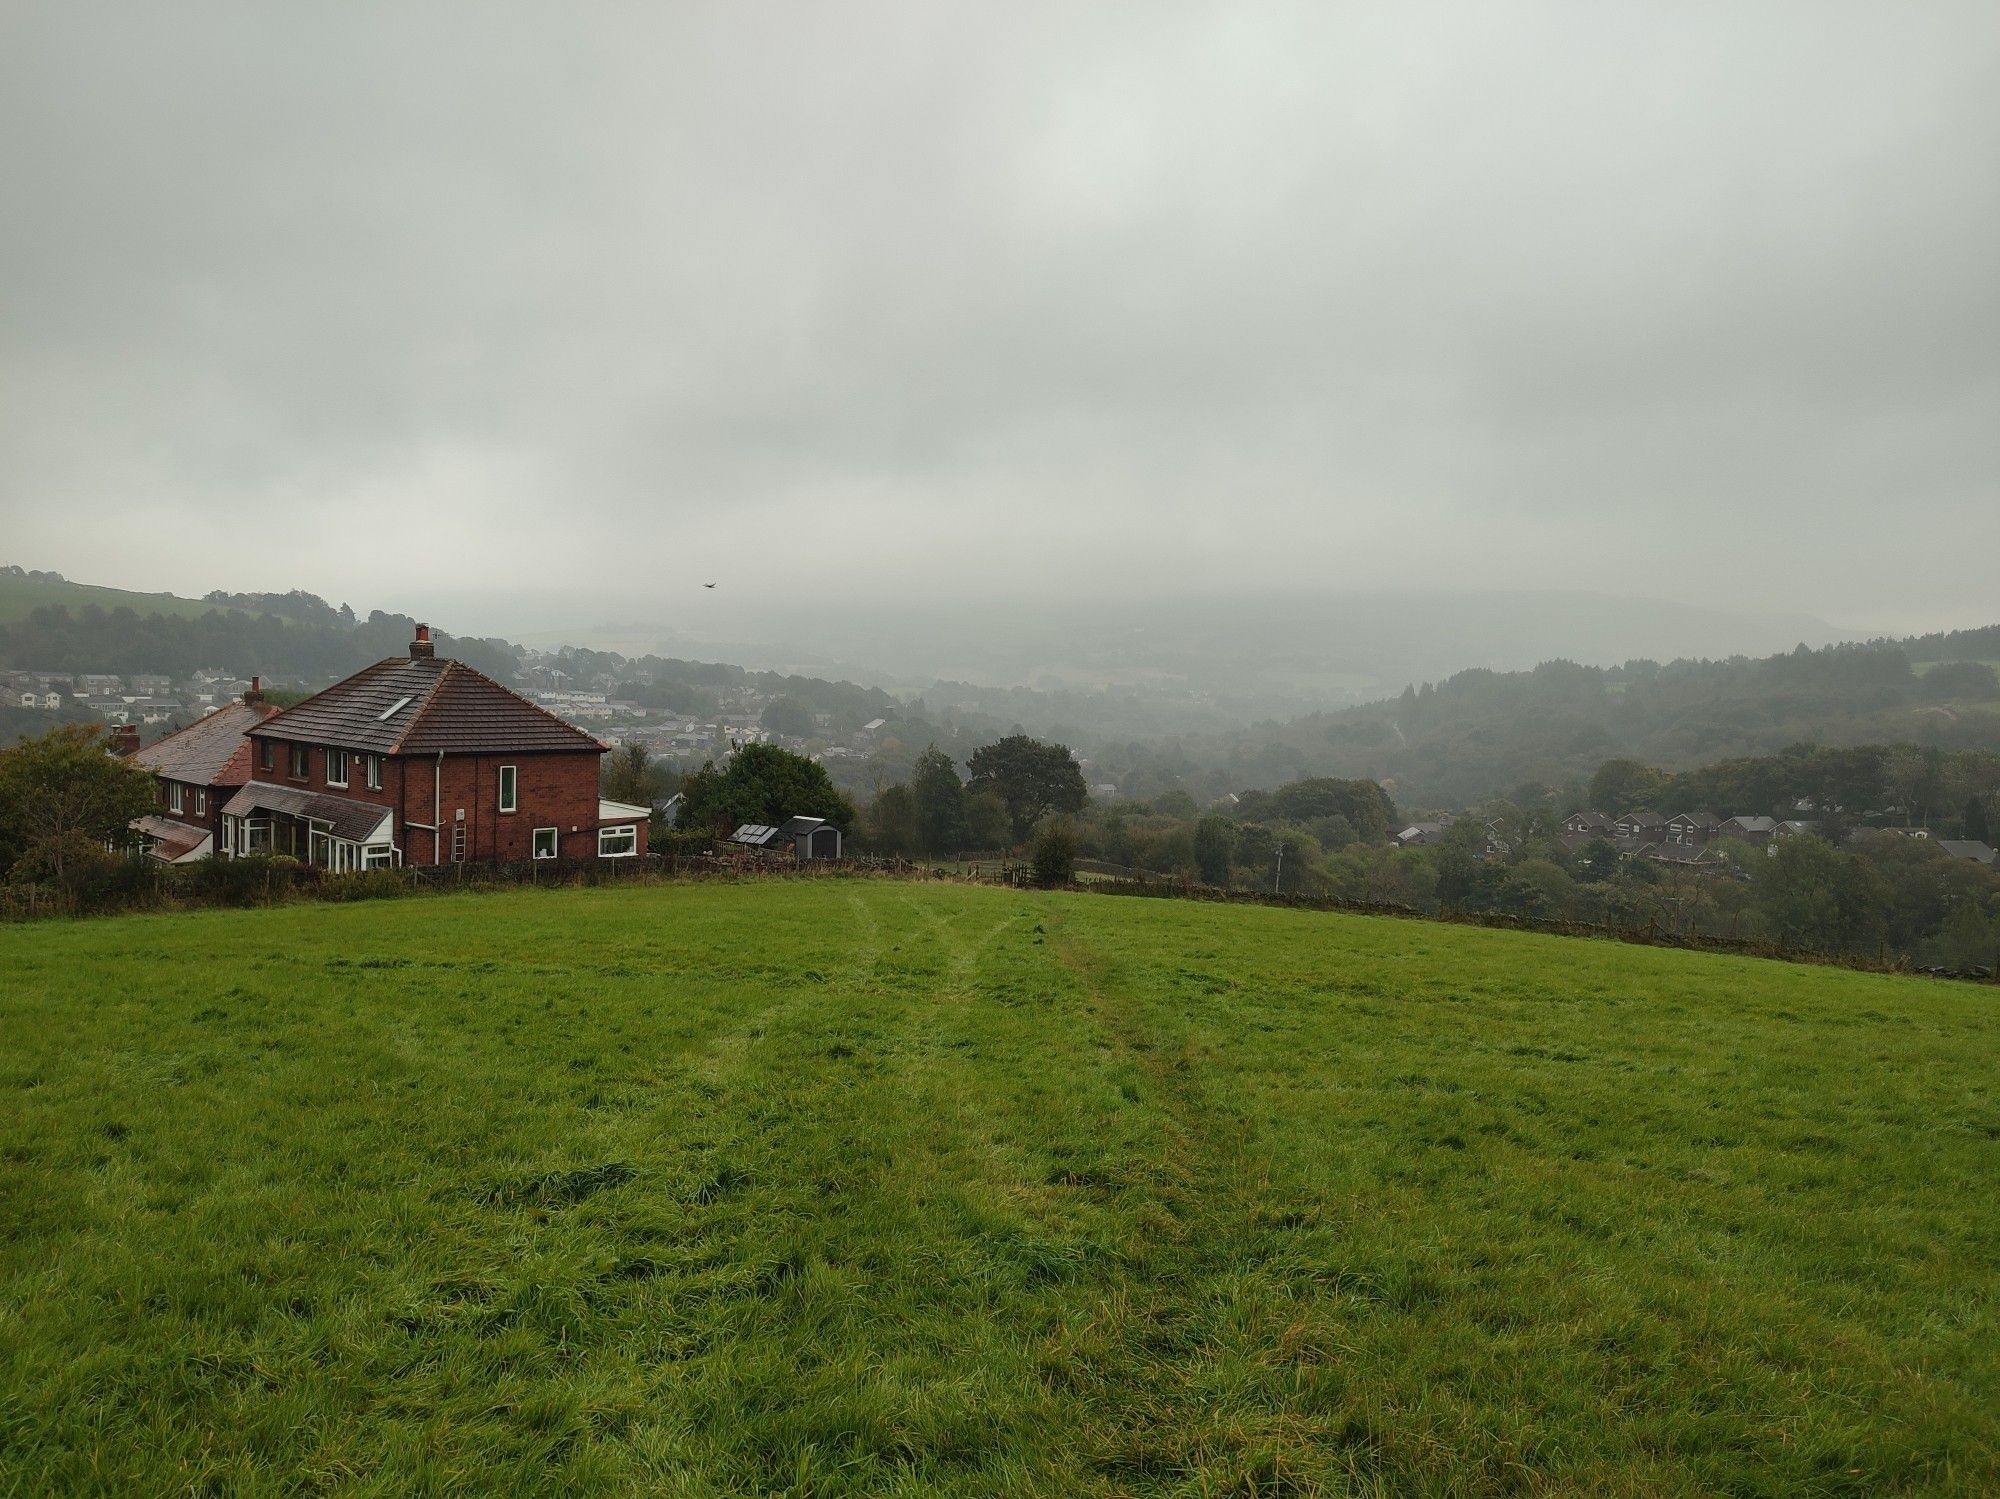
[966,735,1087,841]
[679,743,854,836]
[909,744,965,854]
[0,724,155,891]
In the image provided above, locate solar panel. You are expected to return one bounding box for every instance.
[377,695,413,721]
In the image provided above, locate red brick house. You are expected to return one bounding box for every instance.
[219,626,647,870]
[128,690,281,861]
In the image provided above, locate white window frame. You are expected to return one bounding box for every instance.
[598,824,637,858]
[195,788,207,816]
[364,845,394,870]
[532,826,559,860]
[167,782,183,814]
[497,764,518,814]
[326,748,349,788]
[364,754,382,791]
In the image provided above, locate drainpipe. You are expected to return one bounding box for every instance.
[434,751,444,865]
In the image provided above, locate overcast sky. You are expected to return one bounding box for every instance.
[3,1,1996,638]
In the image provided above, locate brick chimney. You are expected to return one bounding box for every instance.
[109,723,141,756]
[410,623,435,659]
[242,675,264,705]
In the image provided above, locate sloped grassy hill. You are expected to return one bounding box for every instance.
[0,572,224,624]
[1,882,1994,1496]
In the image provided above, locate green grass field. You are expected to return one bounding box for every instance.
[2,881,1995,1495]
[0,574,224,624]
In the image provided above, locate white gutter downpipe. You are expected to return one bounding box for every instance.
[434,750,444,865]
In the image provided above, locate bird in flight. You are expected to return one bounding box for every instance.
[703,582,716,589]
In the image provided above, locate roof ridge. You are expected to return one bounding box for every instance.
[405,657,608,751]
[384,658,456,754]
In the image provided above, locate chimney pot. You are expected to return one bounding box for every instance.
[411,623,435,659]
[242,675,264,705]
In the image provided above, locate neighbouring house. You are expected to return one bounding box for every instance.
[127,683,281,862]
[728,816,844,860]
[1935,839,1999,868]
[1393,822,1450,848]
[654,791,684,827]
[1613,810,1667,842]
[1561,811,1613,838]
[1770,820,1821,845]
[220,625,644,871]
[1718,815,1778,845]
[1663,811,1721,845]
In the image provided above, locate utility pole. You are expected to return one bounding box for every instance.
[1274,843,1284,894]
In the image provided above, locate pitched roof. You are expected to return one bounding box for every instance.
[248,656,605,757]
[220,783,396,844]
[133,815,211,862]
[132,700,277,785]
[1936,839,1999,866]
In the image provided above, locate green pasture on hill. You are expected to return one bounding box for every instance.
[0,573,222,625]
[1,880,1995,1495]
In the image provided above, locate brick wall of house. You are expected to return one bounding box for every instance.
[153,778,220,841]
[250,740,620,863]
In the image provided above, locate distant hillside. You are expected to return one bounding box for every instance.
[650,587,1861,716]
[0,567,225,625]
[1133,637,2000,807]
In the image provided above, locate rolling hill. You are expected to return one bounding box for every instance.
[2,879,1993,1494]
[0,570,228,625]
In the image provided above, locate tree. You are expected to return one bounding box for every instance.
[1267,777,1397,843]
[1029,820,1077,887]
[963,790,1010,850]
[1755,835,1888,953]
[864,784,917,857]
[1576,836,1621,883]
[1430,820,1487,909]
[1923,660,1999,700]
[1193,816,1234,886]
[966,735,1087,841]
[909,744,966,855]
[1964,794,1991,843]
[603,742,660,808]
[760,696,817,739]
[1589,758,1666,814]
[0,724,156,891]
[678,743,855,835]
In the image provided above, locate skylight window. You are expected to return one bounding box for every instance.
[377,695,413,721]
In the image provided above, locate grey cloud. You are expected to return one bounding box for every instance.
[2,1,1995,636]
